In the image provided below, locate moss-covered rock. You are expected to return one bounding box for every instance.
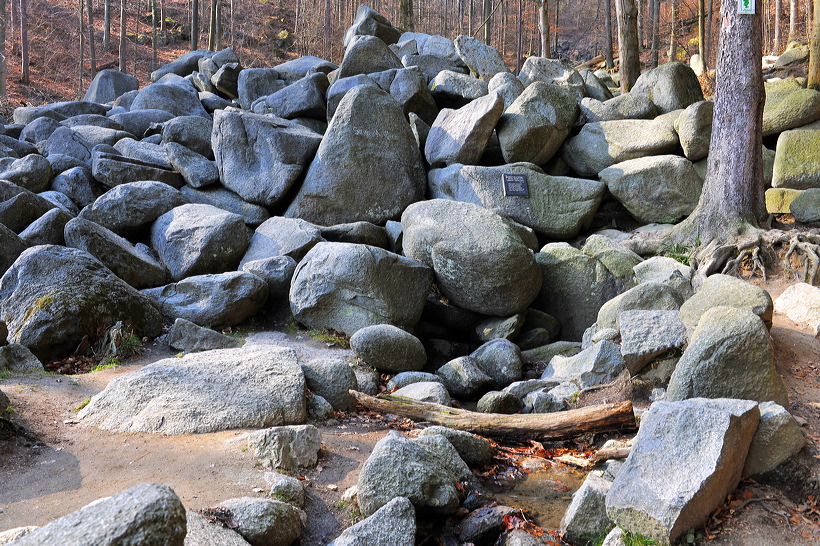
[772,122,820,189]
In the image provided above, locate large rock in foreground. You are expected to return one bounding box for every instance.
[290,242,432,335]
[10,483,186,546]
[402,199,541,316]
[0,245,162,361]
[606,398,759,544]
[285,85,425,225]
[78,346,306,433]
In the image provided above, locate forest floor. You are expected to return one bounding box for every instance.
[1,273,819,545]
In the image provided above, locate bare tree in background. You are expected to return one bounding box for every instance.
[650,0,660,66]
[119,0,126,71]
[87,0,97,78]
[483,0,491,44]
[399,0,414,31]
[788,0,797,44]
[151,0,157,70]
[0,0,6,96]
[208,0,218,50]
[535,0,549,57]
[668,0,677,60]
[616,0,640,91]
[809,0,820,89]
[191,0,199,50]
[698,0,706,70]
[20,0,28,84]
[104,0,111,49]
[773,0,782,54]
[605,0,615,68]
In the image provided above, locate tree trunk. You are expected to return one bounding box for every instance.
[349,390,637,442]
[668,0,677,60]
[0,0,6,96]
[208,0,217,50]
[704,0,714,62]
[687,0,765,246]
[103,0,111,49]
[19,0,28,84]
[698,0,706,66]
[79,0,85,91]
[789,0,798,44]
[324,0,330,60]
[773,0,782,54]
[605,0,614,68]
[119,0,126,71]
[191,0,199,50]
[616,0,640,92]
[87,0,97,78]
[516,0,522,72]
[809,0,820,88]
[483,0,491,45]
[554,0,560,56]
[538,0,549,57]
[399,0,414,31]
[151,0,157,71]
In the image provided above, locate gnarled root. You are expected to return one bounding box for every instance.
[782,232,820,285]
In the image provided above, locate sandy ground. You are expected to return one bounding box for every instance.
[1,276,819,545]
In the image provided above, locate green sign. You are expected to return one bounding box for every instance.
[738,0,755,14]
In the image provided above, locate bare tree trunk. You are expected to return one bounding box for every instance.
[87,0,97,78]
[160,0,165,33]
[605,0,614,68]
[789,0,797,44]
[79,0,85,92]
[151,0,157,71]
[119,0,126,70]
[324,0,330,60]
[19,0,28,84]
[554,0,560,56]
[773,0,782,54]
[104,0,111,49]
[208,0,217,50]
[399,0,414,31]
[616,0,640,91]
[809,0,820,88]
[698,0,706,69]
[9,0,15,54]
[516,0,523,72]
[538,0,549,57]
[668,0,677,60]
[483,0,491,45]
[0,0,5,96]
[191,0,199,50]
[704,0,714,62]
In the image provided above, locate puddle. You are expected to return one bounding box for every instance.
[484,458,587,529]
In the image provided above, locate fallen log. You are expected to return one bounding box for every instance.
[556,447,632,469]
[349,390,637,442]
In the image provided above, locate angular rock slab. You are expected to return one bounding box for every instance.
[774,282,820,336]
[212,110,322,207]
[290,242,432,336]
[630,61,704,114]
[428,162,605,239]
[606,398,759,544]
[679,274,773,329]
[0,245,162,362]
[667,306,789,407]
[424,91,503,167]
[744,401,806,477]
[349,324,427,373]
[247,424,321,470]
[285,85,426,225]
[79,181,189,234]
[328,496,416,546]
[215,497,302,546]
[9,483,187,546]
[78,346,306,433]
[402,199,541,316]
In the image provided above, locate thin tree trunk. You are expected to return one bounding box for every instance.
[605,0,614,68]
[19,0,28,84]
[103,0,111,49]
[79,0,85,92]
[483,0,491,45]
[324,0,330,60]
[0,0,5,96]
[151,0,157,71]
[554,0,560,56]
[516,0,522,72]
[668,0,677,60]
[191,0,199,50]
[698,0,706,69]
[809,0,820,88]
[773,0,782,54]
[616,0,640,91]
[119,0,126,70]
[788,0,798,44]
[87,0,97,78]
[538,0,549,57]
[208,0,217,50]
[399,0,414,31]
[9,0,15,54]
[160,0,165,33]
[705,0,714,62]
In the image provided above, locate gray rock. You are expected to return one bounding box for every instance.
[18,207,72,246]
[596,282,683,331]
[185,509,250,546]
[237,68,285,110]
[763,85,820,137]
[402,199,541,316]
[428,70,488,108]
[418,425,494,467]
[473,313,525,342]
[180,185,269,227]
[307,393,335,422]
[0,190,55,233]
[525,387,569,413]
[667,306,789,406]
[285,86,425,225]
[775,44,810,66]
[424,90,503,167]
[518,57,586,100]
[580,69,614,102]
[215,497,302,546]
[210,62,242,99]
[0,224,28,276]
[159,115,214,159]
[618,310,687,374]
[675,100,713,161]
[240,256,297,299]
[329,496,415,546]
[476,390,522,414]
[605,398,759,544]
[357,430,471,516]
[320,222,389,249]
[290,242,432,336]
[110,109,175,138]
[150,49,213,82]
[0,154,53,193]
[91,150,183,189]
[561,119,680,176]
[497,81,579,165]
[679,274,773,329]
[79,346,305,433]
[454,35,508,81]
[0,526,38,543]
[254,72,328,120]
[350,324,426,373]
[167,317,240,353]
[542,341,625,388]
[240,217,323,265]
[744,401,806,477]
[790,187,820,223]
[130,80,210,118]
[38,190,79,215]
[79,181,188,234]
[264,471,306,507]
[520,341,582,366]
[165,142,218,188]
[386,371,442,391]
[0,344,45,373]
[301,357,357,411]
[13,100,107,125]
[9,483,186,546]
[631,61,704,114]
[599,155,703,224]
[0,245,162,361]
[274,56,337,84]
[20,116,61,144]
[428,162,605,238]
[212,110,322,207]
[84,69,140,103]
[142,272,267,328]
[457,505,518,544]
[389,66,439,125]
[437,355,493,399]
[247,424,321,470]
[772,123,820,190]
[343,5,402,48]
[633,256,693,301]
[42,126,94,164]
[339,35,403,79]
[392,381,452,405]
[774,282,820,336]
[488,71,525,108]
[560,473,614,545]
[150,204,249,280]
[470,338,523,388]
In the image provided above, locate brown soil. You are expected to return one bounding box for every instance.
[2,276,820,545]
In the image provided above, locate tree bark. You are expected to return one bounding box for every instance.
[208,0,217,50]
[399,0,414,31]
[668,0,678,60]
[698,0,706,68]
[324,0,330,60]
[516,0,523,72]
[650,0,660,66]
[616,0,640,92]
[773,0,782,54]
[103,0,111,49]
[87,0,97,77]
[789,0,798,44]
[809,0,820,88]
[0,0,6,96]
[483,0,491,45]
[605,0,614,68]
[191,0,199,50]
[79,0,85,91]
[118,0,126,71]
[349,390,637,442]
[554,0,560,56]
[151,0,157,71]
[537,0,549,57]
[705,0,714,62]
[20,0,28,84]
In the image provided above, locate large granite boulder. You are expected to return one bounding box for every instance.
[83,69,140,104]
[675,100,713,161]
[762,85,820,137]
[350,324,427,373]
[290,242,432,336]
[771,123,820,190]
[517,57,586,100]
[667,306,789,406]
[0,245,162,361]
[454,35,508,81]
[679,274,773,329]
[130,79,210,118]
[213,497,302,546]
[630,61,704,114]
[329,496,416,546]
[79,181,188,234]
[338,35,403,78]
[424,92,504,167]
[78,346,305,433]
[428,162,604,238]
[774,282,820,336]
[9,483,186,546]
[402,199,541,316]
[606,398,759,544]
[212,110,322,206]
[240,216,324,265]
[343,5,402,48]
[284,86,425,225]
